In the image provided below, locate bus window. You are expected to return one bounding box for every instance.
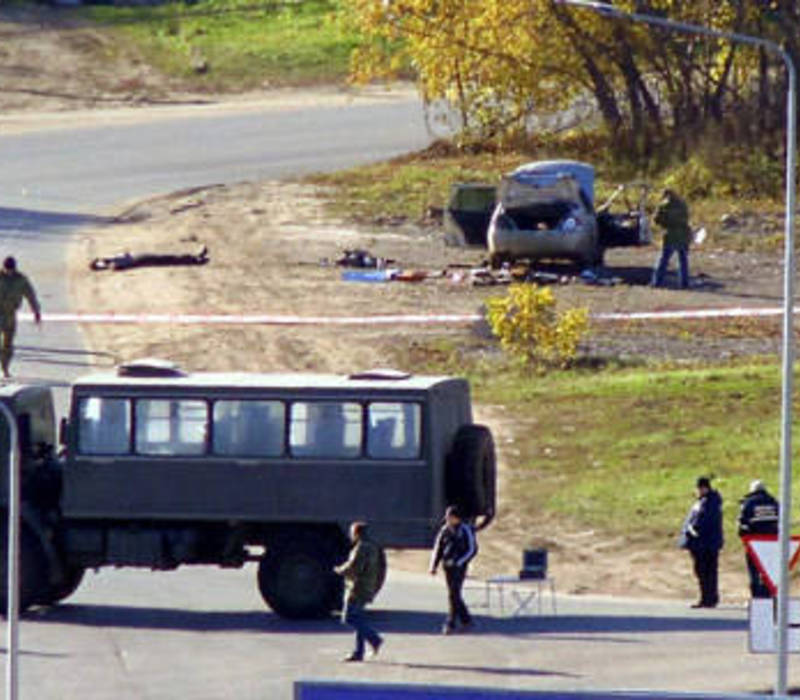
[367,403,421,459]
[290,402,362,459]
[78,397,131,455]
[135,399,208,456]
[213,400,285,457]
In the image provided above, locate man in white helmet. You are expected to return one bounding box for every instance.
[738,479,779,598]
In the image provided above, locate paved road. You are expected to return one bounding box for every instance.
[17,567,782,699]
[0,91,430,410]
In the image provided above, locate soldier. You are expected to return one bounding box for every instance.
[651,189,692,289]
[334,521,384,662]
[738,480,779,598]
[0,257,41,378]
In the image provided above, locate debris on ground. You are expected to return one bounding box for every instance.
[90,246,209,271]
[334,249,395,269]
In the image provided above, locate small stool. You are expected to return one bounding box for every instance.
[485,575,557,616]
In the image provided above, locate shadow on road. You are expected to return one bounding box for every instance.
[29,604,747,638]
[0,646,68,658]
[15,344,119,369]
[380,660,578,679]
[0,206,113,238]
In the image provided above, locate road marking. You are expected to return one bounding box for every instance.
[14,306,798,326]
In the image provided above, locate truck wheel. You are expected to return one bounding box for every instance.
[257,532,342,619]
[0,525,49,615]
[445,425,497,522]
[38,565,85,606]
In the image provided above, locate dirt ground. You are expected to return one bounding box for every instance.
[68,180,791,606]
[0,5,382,116]
[0,4,193,113]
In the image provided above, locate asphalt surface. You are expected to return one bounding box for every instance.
[0,92,429,412]
[17,568,780,699]
[0,95,794,698]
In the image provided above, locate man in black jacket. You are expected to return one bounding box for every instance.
[738,479,779,598]
[680,476,724,608]
[430,505,478,634]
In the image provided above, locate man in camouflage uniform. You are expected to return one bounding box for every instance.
[0,257,41,378]
[652,189,692,289]
[334,521,384,662]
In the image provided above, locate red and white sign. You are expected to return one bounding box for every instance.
[742,534,800,596]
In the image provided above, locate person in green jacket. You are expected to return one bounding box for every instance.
[334,521,384,662]
[0,257,41,378]
[651,189,692,289]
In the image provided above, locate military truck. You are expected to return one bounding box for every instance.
[0,361,496,619]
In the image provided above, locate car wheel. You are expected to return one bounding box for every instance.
[489,253,510,270]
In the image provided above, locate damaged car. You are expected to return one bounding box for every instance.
[487,160,651,269]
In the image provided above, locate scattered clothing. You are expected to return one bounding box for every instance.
[336,249,394,269]
[90,246,209,271]
[738,480,779,598]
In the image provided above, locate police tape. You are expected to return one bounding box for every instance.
[15,306,800,325]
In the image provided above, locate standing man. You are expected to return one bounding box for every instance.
[738,479,779,598]
[0,256,41,378]
[680,476,724,608]
[334,521,384,663]
[430,505,477,634]
[651,189,692,289]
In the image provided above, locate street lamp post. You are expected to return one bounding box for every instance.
[2,401,20,700]
[556,1,797,695]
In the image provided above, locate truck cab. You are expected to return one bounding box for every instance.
[0,362,496,619]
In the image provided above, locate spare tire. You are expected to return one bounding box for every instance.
[445,425,496,522]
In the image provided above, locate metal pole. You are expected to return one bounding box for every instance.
[556,1,797,694]
[776,48,797,696]
[1,401,20,700]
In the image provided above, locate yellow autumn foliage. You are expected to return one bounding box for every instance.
[339,0,773,149]
[486,284,589,370]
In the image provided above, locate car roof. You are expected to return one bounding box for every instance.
[72,371,462,393]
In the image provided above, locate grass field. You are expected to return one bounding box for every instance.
[477,362,793,548]
[82,0,360,90]
[394,334,792,550]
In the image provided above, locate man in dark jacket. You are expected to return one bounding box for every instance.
[681,476,724,608]
[738,479,779,598]
[652,189,692,289]
[334,521,384,662]
[430,505,478,634]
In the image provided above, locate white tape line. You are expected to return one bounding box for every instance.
[24,312,484,325]
[595,306,795,321]
[15,306,798,326]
